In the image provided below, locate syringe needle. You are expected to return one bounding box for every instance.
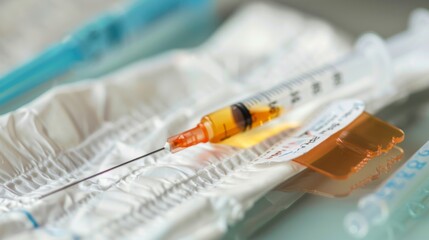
[39,147,165,199]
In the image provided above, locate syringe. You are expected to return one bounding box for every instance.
[40,22,422,198]
[167,7,429,153]
[165,33,390,153]
[344,141,429,238]
[166,9,429,153]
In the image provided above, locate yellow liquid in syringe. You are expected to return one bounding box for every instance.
[167,102,282,152]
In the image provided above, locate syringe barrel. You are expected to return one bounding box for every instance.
[345,141,429,238]
[167,34,389,152]
[241,31,391,112]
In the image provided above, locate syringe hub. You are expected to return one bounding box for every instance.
[166,123,210,153]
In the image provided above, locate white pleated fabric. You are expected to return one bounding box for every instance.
[0,2,351,239]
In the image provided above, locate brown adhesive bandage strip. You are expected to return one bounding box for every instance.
[292,112,404,179]
[278,146,404,197]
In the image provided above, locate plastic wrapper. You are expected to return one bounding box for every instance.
[0,2,352,239]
